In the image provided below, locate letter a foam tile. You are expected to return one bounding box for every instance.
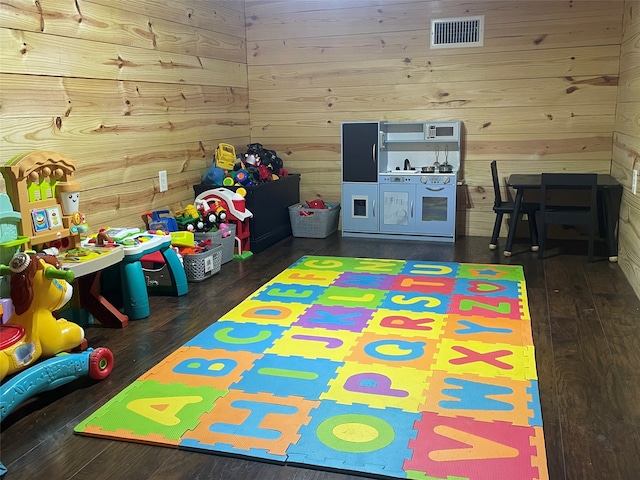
[74,380,225,443]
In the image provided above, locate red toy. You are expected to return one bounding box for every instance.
[194,188,253,258]
[306,199,328,209]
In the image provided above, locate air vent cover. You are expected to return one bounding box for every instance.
[430,16,484,48]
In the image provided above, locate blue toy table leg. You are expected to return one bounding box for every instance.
[120,260,150,320]
[161,247,188,296]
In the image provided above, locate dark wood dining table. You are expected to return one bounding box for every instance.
[506,173,623,262]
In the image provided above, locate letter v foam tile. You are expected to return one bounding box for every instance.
[406,412,541,480]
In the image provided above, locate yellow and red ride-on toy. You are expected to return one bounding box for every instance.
[0,252,114,421]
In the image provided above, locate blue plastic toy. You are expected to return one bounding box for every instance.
[0,347,114,422]
[141,210,179,232]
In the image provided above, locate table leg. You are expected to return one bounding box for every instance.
[504,189,524,257]
[603,185,623,263]
[161,247,188,296]
[528,212,539,252]
[121,260,151,320]
[77,271,129,328]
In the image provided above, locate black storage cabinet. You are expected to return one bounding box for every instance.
[193,173,300,254]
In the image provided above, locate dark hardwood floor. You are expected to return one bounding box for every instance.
[1,234,639,480]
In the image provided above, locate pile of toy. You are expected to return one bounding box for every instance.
[140,202,234,268]
[178,198,229,233]
[143,197,229,235]
[201,142,288,188]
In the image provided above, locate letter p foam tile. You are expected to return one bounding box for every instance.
[75,256,548,480]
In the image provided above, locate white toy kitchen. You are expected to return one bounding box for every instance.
[341,121,462,242]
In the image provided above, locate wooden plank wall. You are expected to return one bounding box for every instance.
[245,0,623,238]
[0,0,248,229]
[613,0,640,298]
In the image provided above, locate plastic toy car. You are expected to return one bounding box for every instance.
[174,205,203,232]
[215,143,236,170]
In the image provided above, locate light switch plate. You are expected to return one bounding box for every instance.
[159,170,168,192]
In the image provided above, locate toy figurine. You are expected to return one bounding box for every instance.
[56,180,89,234]
[218,222,231,238]
[96,228,115,246]
[56,180,81,215]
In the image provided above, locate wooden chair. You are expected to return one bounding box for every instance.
[489,161,539,251]
[538,172,598,262]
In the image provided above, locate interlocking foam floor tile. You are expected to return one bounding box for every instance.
[74,379,225,443]
[76,256,548,480]
[287,400,420,479]
[219,299,311,327]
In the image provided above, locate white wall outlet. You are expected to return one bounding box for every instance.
[159,170,168,192]
[632,169,638,196]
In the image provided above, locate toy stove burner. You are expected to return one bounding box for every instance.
[424,162,453,174]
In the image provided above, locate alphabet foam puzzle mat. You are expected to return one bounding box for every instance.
[75,256,548,479]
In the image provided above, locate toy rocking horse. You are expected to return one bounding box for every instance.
[0,252,114,475]
[0,251,85,381]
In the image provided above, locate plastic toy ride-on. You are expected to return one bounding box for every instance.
[174,204,204,232]
[0,251,114,423]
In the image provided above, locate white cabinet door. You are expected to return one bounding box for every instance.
[379,183,417,233]
[414,183,457,238]
[342,182,378,233]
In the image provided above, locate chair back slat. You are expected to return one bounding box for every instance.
[540,173,598,213]
[538,172,599,262]
[489,161,539,252]
[541,173,597,188]
[490,160,503,207]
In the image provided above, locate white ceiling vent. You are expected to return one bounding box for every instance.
[430,16,484,49]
